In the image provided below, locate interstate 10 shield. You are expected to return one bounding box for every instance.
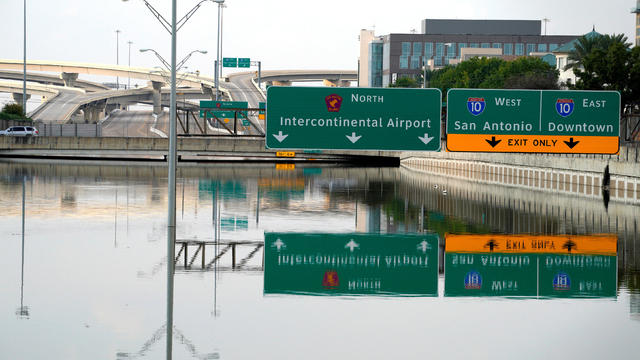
[555,98,574,117]
[467,97,486,116]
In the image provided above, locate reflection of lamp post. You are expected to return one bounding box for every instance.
[22,0,27,115]
[16,176,29,319]
[122,1,214,358]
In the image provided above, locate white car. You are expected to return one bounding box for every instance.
[0,126,39,136]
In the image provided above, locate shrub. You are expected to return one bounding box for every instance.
[2,103,24,116]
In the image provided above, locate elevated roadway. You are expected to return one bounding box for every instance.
[0,59,213,88]
[0,70,109,92]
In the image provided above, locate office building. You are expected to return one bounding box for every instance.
[633,1,640,46]
[360,19,579,87]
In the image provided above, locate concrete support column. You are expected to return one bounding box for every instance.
[82,106,91,123]
[202,84,215,100]
[12,93,31,105]
[149,80,164,115]
[61,72,79,87]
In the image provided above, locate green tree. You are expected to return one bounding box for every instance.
[429,56,558,96]
[571,34,637,111]
[389,76,420,88]
[566,33,631,72]
[2,103,24,116]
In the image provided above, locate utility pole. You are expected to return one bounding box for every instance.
[127,41,133,89]
[116,29,121,89]
[542,18,551,36]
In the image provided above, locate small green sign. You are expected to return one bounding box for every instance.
[199,110,236,119]
[223,57,237,67]
[266,87,442,151]
[200,100,248,109]
[264,232,439,296]
[238,58,251,68]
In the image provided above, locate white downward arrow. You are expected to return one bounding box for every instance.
[418,133,434,145]
[273,131,288,142]
[346,132,362,143]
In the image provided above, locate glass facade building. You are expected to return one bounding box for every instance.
[364,19,578,87]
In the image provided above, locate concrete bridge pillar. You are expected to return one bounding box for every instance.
[149,80,164,115]
[323,79,351,87]
[12,92,31,105]
[82,106,91,123]
[61,72,79,87]
[201,84,215,100]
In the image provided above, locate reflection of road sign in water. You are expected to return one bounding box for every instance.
[445,234,617,298]
[266,87,442,151]
[447,89,620,154]
[556,99,574,117]
[467,97,485,116]
[264,232,439,296]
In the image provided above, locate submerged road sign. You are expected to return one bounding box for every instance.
[264,232,439,296]
[266,87,442,151]
[446,89,620,154]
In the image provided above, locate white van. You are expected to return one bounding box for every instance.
[0,126,39,136]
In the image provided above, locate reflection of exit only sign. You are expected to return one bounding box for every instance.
[446,89,620,154]
[266,87,442,151]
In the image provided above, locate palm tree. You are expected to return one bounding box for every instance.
[565,32,631,72]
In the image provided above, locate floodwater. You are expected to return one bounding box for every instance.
[0,160,638,359]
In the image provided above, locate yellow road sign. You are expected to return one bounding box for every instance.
[446,134,619,154]
[276,151,295,158]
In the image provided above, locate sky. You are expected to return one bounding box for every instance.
[0,0,637,83]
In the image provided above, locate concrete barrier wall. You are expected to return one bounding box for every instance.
[403,141,640,179]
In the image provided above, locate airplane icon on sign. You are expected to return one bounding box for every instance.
[271,238,286,251]
[345,239,360,252]
[417,240,431,253]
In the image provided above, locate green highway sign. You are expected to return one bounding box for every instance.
[264,232,439,296]
[200,100,248,109]
[223,57,237,67]
[199,110,236,119]
[238,58,251,68]
[446,89,620,154]
[266,87,442,151]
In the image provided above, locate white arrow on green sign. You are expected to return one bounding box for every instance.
[266,87,442,151]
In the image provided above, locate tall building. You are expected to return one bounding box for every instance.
[633,1,640,46]
[360,19,579,87]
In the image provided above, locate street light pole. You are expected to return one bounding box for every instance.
[116,29,121,89]
[121,3,217,358]
[167,2,176,357]
[22,0,26,115]
[128,41,133,89]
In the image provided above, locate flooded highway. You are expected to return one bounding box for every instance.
[0,160,638,359]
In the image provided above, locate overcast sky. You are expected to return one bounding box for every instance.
[1,0,637,80]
